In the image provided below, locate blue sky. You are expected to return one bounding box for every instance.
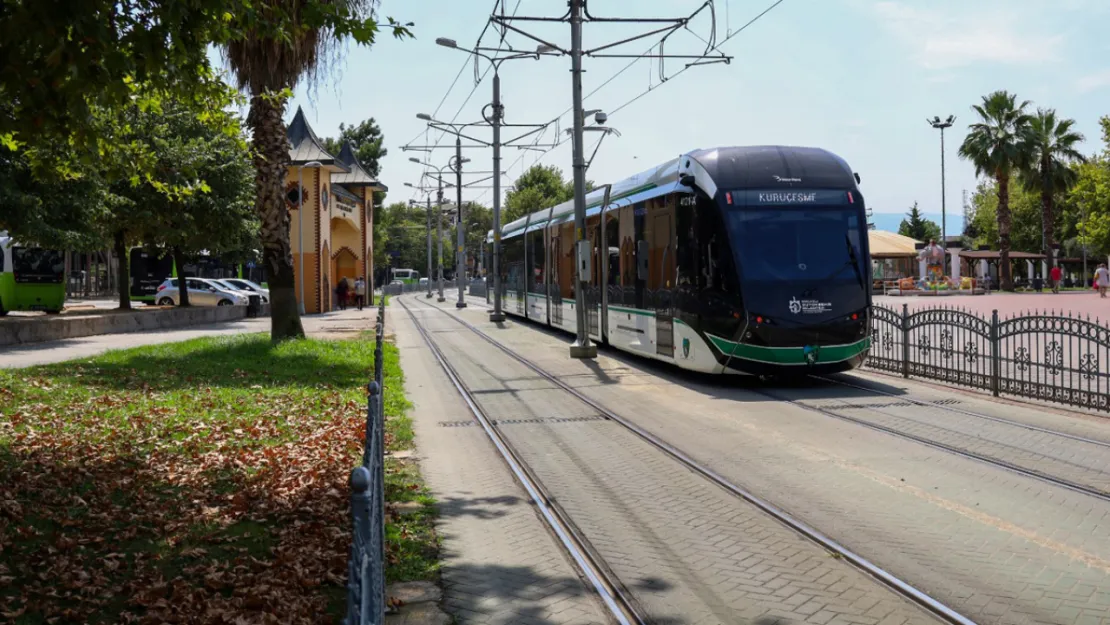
[219,0,1110,229]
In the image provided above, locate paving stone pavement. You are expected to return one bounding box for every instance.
[429,295,1110,625]
[407,301,939,625]
[391,305,611,625]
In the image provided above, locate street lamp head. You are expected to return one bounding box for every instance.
[946,114,956,124]
[436,37,458,49]
[408,157,422,164]
[404,182,414,188]
[416,113,432,121]
[536,44,558,54]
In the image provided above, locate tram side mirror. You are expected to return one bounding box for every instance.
[680,174,696,187]
[636,240,649,281]
[854,172,861,184]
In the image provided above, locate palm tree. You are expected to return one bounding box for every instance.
[1023,109,1085,275]
[958,91,1033,291]
[221,1,401,340]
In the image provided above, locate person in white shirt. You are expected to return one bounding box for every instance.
[354,277,367,310]
[1095,264,1109,299]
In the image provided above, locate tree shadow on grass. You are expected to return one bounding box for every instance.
[28,334,375,393]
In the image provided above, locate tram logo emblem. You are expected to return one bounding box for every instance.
[803,345,819,365]
[773,175,802,183]
[788,297,802,314]
[682,337,690,359]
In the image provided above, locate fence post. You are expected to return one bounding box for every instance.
[990,309,1000,397]
[901,303,910,378]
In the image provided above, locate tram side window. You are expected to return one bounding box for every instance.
[606,212,620,302]
[558,223,575,300]
[528,229,544,294]
[503,235,525,292]
[676,195,697,288]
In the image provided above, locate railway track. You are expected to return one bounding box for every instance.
[399,295,976,625]
[464,294,1110,503]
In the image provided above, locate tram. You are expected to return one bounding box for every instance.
[486,146,872,375]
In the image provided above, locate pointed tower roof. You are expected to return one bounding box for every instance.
[332,141,388,192]
[287,106,348,172]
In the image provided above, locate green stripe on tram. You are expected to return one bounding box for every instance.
[707,335,871,365]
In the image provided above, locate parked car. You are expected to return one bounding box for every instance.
[418,277,429,286]
[155,278,248,306]
[221,278,270,303]
[210,278,269,304]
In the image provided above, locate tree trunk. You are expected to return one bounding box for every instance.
[174,246,191,307]
[113,230,131,310]
[997,172,1014,291]
[248,91,305,341]
[1041,160,1055,273]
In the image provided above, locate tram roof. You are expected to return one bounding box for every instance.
[500,146,858,238]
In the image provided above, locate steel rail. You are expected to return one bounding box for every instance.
[397,298,647,625]
[409,296,977,625]
[812,374,1110,449]
[750,387,1110,505]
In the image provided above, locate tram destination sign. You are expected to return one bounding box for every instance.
[735,189,851,207]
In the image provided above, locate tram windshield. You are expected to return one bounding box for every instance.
[11,247,65,284]
[726,207,865,286]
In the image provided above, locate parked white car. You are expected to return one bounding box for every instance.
[155,278,248,306]
[221,278,270,303]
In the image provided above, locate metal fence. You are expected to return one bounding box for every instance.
[865,304,1110,412]
[344,297,387,625]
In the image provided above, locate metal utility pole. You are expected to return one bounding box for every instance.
[437,178,446,302]
[568,0,595,358]
[489,71,505,321]
[426,196,433,298]
[929,116,955,254]
[453,140,467,309]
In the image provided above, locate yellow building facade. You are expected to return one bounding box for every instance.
[286,107,386,313]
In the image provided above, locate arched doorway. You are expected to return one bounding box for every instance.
[333,247,358,286]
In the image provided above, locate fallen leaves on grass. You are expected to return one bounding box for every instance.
[0,335,414,625]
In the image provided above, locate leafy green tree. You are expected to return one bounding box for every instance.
[324,119,386,177]
[897,202,941,242]
[504,165,574,223]
[220,1,411,341]
[1022,109,1085,272]
[958,90,1034,291]
[966,180,1044,255]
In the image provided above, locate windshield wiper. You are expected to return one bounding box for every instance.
[845,234,864,288]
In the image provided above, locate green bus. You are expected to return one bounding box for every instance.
[391,268,420,285]
[0,233,66,315]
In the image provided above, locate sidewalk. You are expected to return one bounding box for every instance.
[0,308,377,369]
[390,303,610,625]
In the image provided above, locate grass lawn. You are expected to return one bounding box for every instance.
[0,331,436,624]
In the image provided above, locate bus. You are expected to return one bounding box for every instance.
[0,233,66,315]
[391,268,420,285]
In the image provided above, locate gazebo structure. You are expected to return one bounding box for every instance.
[285,107,386,314]
[958,249,1046,289]
[868,231,921,284]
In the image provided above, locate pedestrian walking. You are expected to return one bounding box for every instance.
[1096,263,1109,299]
[354,276,366,310]
[1050,265,1062,294]
[337,277,350,310]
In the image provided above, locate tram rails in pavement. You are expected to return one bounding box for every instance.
[400,296,976,625]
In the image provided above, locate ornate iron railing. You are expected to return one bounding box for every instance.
[865,304,1110,412]
[344,297,387,625]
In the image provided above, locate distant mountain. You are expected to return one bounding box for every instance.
[870,212,963,237]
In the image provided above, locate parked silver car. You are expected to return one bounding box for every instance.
[220,278,270,303]
[207,278,265,304]
[155,278,248,306]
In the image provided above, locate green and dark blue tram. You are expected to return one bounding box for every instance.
[487,146,872,375]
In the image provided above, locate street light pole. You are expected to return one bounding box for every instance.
[437,177,445,302]
[425,196,433,298]
[490,71,505,321]
[929,116,955,256]
[568,0,596,359]
[453,140,467,309]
